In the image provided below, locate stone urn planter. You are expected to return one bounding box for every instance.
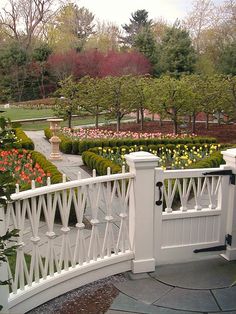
[47,118,63,160]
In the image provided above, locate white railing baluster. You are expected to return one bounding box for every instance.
[47,176,51,186]
[116,178,132,253]
[101,176,116,258]
[192,177,203,210]
[15,184,19,194]
[62,173,66,183]
[88,182,101,261]
[163,179,177,213]
[7,171,135,305]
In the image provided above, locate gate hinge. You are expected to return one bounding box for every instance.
[203,170,236,185]
[194,234,232,253]
[226,234,232,246]
[230,175,236,185]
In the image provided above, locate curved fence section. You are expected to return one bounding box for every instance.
[5,171,134,313]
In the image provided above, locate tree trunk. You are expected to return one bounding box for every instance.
[40,66,45,99]
[173,118,178,135]
[173,109,178,135]
[192,113,196,134]
[151,113,154,121]
[116,114,121,132]
[68,113,72,129]
[217,111,221,125]
[136,109,140,124]
[95,113,99,128]
[188,115,191,129]
[140,107,144,131]
[206,113,209,130]
[159,116,163,127]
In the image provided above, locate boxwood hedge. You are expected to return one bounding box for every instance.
[14,128,34,150]
[30,150,63,184]
[44,127,217,155]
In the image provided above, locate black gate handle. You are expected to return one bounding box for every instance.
[156,181,163,206]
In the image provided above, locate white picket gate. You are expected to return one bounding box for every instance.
[154,165,230,264]
[1,148,236,313]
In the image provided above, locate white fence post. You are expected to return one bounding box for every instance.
[222,148,236,261]
[125,151,159,273]
[0,204,9,313]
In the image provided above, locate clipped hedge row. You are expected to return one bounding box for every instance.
[82,151,121,175]
[15,128,34,150]
[44,127,217,155]
[30,150,62,184]
[189,151,224,169]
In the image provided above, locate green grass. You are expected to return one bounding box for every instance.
[1,107,133,130]
[1,108,54,120]
[0,108,108,130]
[20,115,113,131]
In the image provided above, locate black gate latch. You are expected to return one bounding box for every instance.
[203,169,236,185]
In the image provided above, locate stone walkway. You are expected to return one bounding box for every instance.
[107,257,236,314]
[25,130,90,180]
[25,131,236,314]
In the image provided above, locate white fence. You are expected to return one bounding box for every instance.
[1,148,236,313]
[2,169,134,313]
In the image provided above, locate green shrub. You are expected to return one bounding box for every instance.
[77,136,217,154]
[14,128,34,150]
[30,151,62,183]
[188,151,224,169]
[59,138,72,154]
[72,140,80,154]
[44,127,52,140]
[82,151,122,175]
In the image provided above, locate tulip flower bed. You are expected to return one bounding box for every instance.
[0,149,49,189]
[62,127,196,140]
[98,144,221,169]
[44,127,216,155]
[82,143,223,176]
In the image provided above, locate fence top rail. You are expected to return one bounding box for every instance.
[10,172,135,201]
[155,164,231,179]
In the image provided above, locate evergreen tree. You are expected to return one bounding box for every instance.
[158,23,196,76]
[133,27,159,74]
[218,41,236,75]
[121,9,152,46]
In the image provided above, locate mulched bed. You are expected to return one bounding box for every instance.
[27,274,126,314]
[99,121,236,143]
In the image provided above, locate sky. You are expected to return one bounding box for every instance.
[0,0,225,27]
[77,0,224,26]
[78,0,191,25]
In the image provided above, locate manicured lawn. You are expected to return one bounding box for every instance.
[1,108,54,120]
[19,115,112,131]
[0,108,117,130]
